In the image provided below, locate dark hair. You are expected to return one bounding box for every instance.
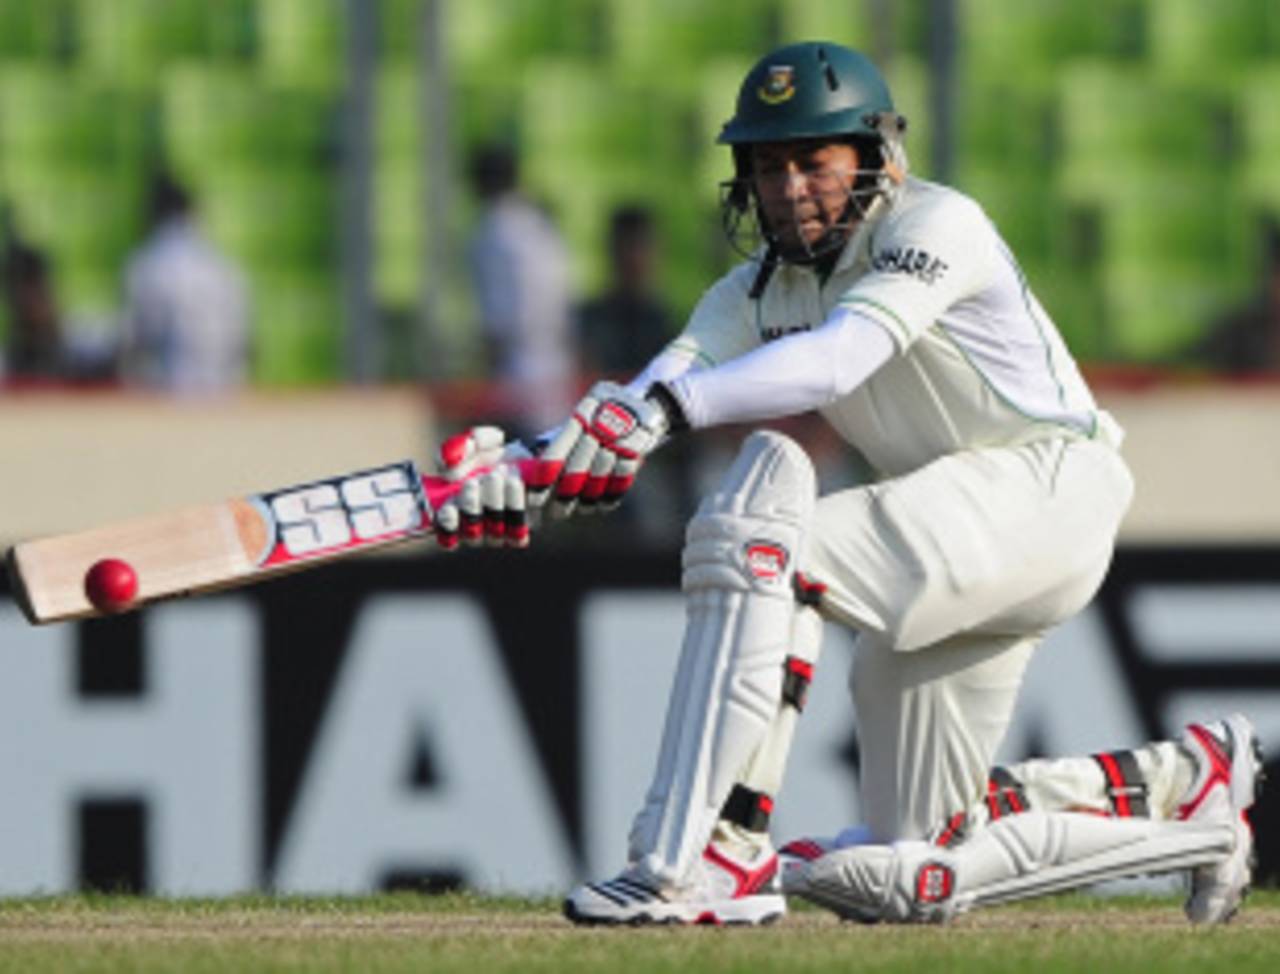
[3,241,49,286]
[609,205,654,244]
[469,143,518,199]
[149,172,192,224]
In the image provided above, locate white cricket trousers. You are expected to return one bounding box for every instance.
[804,436,1134,841]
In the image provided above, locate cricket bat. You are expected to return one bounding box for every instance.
[6,456,538,625]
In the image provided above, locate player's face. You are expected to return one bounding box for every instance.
[750,140,861,256]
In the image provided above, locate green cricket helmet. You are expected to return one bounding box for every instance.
[718,42,908,263]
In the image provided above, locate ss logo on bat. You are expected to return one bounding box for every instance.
[268,464,424,557]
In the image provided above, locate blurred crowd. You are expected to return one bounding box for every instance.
[5,139,1280,401]
[0,172,250,393]
[2,137,1278,541]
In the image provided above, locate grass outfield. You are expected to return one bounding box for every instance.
[0,891,1278,973]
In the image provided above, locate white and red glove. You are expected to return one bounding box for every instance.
[530,381,684,519]
[433,426,532,550]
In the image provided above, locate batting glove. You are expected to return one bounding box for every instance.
[530,381,686,520]
[433,426,531,549]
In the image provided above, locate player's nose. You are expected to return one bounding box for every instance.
[781,164,812,201]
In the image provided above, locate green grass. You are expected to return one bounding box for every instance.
[0,891,1277,973]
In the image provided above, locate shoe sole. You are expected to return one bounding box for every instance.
[562,896,786,927]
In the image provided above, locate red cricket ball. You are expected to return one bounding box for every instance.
[84,558,139,613]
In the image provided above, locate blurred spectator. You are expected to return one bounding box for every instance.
[1193,226,1280,375]
[2,240,66,379]
[578,205,674,375]
[577,205,694,542]
[466,143,575,437]
[121,173,250,393]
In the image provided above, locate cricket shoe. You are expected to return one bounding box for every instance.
[1177,713,1265,924]
[563,843,784,926]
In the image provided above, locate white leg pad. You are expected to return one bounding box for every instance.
[628,431,816,885]
[793,810,1236,923]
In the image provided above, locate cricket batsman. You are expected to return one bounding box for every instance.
[436,41,1262,926]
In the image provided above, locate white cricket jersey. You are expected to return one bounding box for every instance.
[657,177,1120,478]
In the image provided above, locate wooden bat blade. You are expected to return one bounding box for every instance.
[6,457,537,625]
[8,498,278,624]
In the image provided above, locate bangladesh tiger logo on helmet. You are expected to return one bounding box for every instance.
[757,65,796,105]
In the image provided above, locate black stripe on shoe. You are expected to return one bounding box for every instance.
[611,877,663,901]
[586,882,629,907]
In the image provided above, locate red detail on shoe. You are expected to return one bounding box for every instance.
[439,433,471,469]
[694,911,721,925]
[1095,752,1135,817]
[779,839,826,862]
[1008,790,1026,813]
[786,658,814,681]
[915,862,955,904]
[435,532,458,550]
[508,524,530,545]
[1177,723,1234,821]
[702,844,778,898]
[461,519,483,540]
[759,794,775,815]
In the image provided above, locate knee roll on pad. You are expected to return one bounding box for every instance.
[629,431,817,883]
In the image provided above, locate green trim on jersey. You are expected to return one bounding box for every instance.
[998,242,1072,417]
[934,323,1099,440]
[839,294,911,347]
[669,338,719,368]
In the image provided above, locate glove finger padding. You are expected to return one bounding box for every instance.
[528,419,580,513]
[458,478,485,547]
[434,467,530,552]
[550,430,602,520]
[481,471,506,547]
[601,454,642,512]
[434,501,460,550]
[437,425,508,481]
[576,448,619,515]
[504,476,530,548]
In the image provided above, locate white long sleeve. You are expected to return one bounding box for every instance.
[624,345,702,396]
[662,307,896,429]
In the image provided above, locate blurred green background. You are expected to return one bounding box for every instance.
[0,0,1277,383]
